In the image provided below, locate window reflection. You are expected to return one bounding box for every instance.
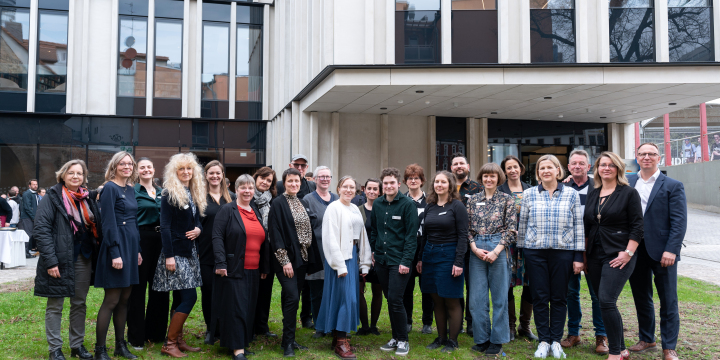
[530,0,575,63]
[202,23,229,101]
[396,0,440,11]
[609,0,654,62]
[0,6,30,111]
[668,0,714,61]
[395,10,441,64]
[36,11,68,94]
[452,0,497,63]
[117,17,147,97]
[154,20,182,99]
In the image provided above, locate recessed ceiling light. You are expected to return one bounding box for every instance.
[632,110,638,114]
[490,111,498,114]
[453,102,459,107]
[544,96,552,100]
[380,107,387,110]
[611,109,616,112]
[398,100,404,104]
[416,90,424,94]
[669,102,677,105]
[600,116,607,119]
[558,114,564,118]
[425,101,430,105]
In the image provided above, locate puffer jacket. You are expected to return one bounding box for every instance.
[34,183,102,298]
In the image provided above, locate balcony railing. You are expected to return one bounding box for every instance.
[661,130,720,165]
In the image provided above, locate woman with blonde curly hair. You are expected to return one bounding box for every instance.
[94,151,142,360]
[152,152,207,357]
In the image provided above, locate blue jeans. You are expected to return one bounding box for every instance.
[468,234,510,345]
[566,273,606,336]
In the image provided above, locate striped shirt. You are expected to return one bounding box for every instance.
[568,177,594,215]
[517,182,585,252]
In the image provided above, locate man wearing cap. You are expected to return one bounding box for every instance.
[276,154,317,199]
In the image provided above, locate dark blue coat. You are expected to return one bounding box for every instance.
[627,172,687,262]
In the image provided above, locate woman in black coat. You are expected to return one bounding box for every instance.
[267,168,321,357]
[252,166,278,338]
[211,174,270,360]
[583,151,643,360]
[34,160,101,360]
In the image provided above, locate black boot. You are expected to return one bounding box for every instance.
[49,349,66,360]
[204,331,215,345]
[283,344,295,357]
[113,339,137,359]
[232,353,249,360]
[93,346,111,360]
[70,345,93,359]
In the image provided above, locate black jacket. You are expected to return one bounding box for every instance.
[267,194,323,273]
[276,178,317,199]
[498,181,531,196]
[21,189,38,219]
[160,190,203,258]
[0,197,11,218]
[583,184,644,257]
[34,183,102,298]
[212,202,270,278]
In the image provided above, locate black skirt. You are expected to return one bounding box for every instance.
[210,269,259,350]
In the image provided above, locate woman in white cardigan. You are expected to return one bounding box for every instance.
[315,176,372,360]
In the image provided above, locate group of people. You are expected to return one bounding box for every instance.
[30,142,686,360]
[0,180,46,259]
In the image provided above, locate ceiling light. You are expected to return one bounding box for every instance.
[600,116,607,119]
[416,90,424,94]
[490,111,498,115]
[398,100,404,104]
[544,96,552,100]
[611,109,616,112]
[453,102,459,108]
[669,102,677,105]
[558,114,564,118]
[425,101,430,105]
[632,110,638,114]
[380,107,387,110]
[586,109,592,113]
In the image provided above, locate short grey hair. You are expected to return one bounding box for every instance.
[569,149,590,163]
[234,174,255,191]
[313,166,331,178]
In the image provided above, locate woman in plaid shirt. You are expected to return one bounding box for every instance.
[518,155,585,359]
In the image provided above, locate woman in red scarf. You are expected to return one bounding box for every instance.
[34,159,102,360]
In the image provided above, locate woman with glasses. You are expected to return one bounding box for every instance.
[584,152,643,360]
[94,151,142,360]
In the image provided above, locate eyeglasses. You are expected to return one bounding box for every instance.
[291,163,308,169]
[118,162,134,168]
[637,152,659,158]
[598,164,617,169]
[317,176,332,180]
[67,172,84,178]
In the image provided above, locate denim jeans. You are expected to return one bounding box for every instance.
[566,273,606,336]
[375,261,411,342]
[468,234,510,345]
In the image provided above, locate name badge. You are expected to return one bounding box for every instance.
[464,194,472,198]
[306,208,311,212]
[439,212,448,216]
[392,216,401,220]
[183,205,189,210]
[121,194,125,198]
[477,202,486,206]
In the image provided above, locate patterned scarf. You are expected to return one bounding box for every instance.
[254,189,272,227]
[62,186,98,238]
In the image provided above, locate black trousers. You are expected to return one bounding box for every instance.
[253,269,275,334]
[273,261,308,347]
[524,248,574,344]
[127,229,170,345]
[200,263,215,330]
[299,281,312,324]
[375,261,411,342]
[404,275,434,326]
[307,279,324,325]
[587,247,637,356]
[628,242,679,350]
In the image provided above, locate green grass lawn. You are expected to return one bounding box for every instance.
[0,275,719,359]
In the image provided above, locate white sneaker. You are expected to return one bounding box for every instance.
[535,341,551,358]
[551,341,567,359]
[380,338,398,352]
[395,341,409,356]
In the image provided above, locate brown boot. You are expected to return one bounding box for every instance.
[595,336,609,355]
[517,299,538,341]
[561,335,581,348]
[508,290,517,340]
[663,349,679,360]
[162,312,188,358]
[175,313,201,353]
[334,338,356,360]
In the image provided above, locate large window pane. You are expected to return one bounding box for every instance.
[224,121,265,165]
[668,1,714,61]
[609,0,654,62]
[396,0,441,10]
[236,24,262,120]
[36,11,68,94]
[154,19,182,99]
[0,7,30,111]
[202,23,229,101]
[530,0,575,63]
[452,1,497,63]
[117,16,148,115]
[436,117,466,171]
[395,10,441,64]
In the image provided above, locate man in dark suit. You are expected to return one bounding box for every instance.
[627,143,687,360]
[20,179,40,258]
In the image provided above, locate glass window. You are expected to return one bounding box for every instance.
[117,16,148,115]
[452,0,498,63]
[530,0,576,63]
[154,20,183,99]
[436,117,466,171]
[0,6,30,111]
[224,121,266,165]
[119,0,148,16]
[609,0,655,62]
[155,0,184,19]
[237,5,263,24]
[236,24,262,120]
[202,6,230,119]
[203,2,231,22]
[668,0,714,61]
[35,9,68,113]
[395,10,441,64]
[396,0,441,11]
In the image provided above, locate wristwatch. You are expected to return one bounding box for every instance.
[625,249,634,257]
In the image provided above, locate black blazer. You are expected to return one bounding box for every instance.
[498,181,531,196]
[583,184,644,257]
[267,194,322,273]
[211,201,270,278]
[160,190,203,258]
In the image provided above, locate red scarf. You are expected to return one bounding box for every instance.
[62,186,99,238]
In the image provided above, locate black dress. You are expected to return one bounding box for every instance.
[95,182,141,289]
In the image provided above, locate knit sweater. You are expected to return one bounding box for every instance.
[321,201,372,275]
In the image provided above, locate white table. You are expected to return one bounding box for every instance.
[0,230,29,268]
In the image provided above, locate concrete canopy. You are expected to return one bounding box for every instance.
[298,66,720,124]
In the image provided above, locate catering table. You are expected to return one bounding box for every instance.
[0,229,29,269]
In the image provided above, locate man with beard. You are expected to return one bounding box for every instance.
[449,153,482,336]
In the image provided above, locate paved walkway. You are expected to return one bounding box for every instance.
[2,208,720,287]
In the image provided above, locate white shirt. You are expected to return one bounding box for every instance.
[7,199,19,224]
[634,168,661,214]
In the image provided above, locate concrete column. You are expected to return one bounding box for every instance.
[466,118,480,176]
[66,0,76,113]
[608,123,621,154]
[714,0,720,62]
[263,4,270,119]
[428,116,437,183]
[291,101,300,155]
[478,117,488,167]
[331,112,340,190]
[441,0,451,64]
[664,114,671,166]
[193,0,203,117]
[228,2,237,119]
[108,0,119,114]
[299,109,312,164]
[310,111,319,168]
[701,103,710,162]
[655,0,669,62]
[380,114,389,171]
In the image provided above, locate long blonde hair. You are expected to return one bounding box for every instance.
[163,153,207,216]
[592,151,629,188]
[104,151,138,185]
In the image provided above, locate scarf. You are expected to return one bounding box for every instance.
[62,186,99,238]
[254,189,272,227]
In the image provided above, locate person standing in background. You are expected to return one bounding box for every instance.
[356,178,384,337]
[21,179,40,258]
[252,167,279,339]
[6,189,20,228]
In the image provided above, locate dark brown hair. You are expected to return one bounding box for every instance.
[282,168,302,183]
[477,162,506,186]
[403,163,426,185]
[253,166,278,197]
[426,170,460,204]
[451,152,468,164]
[364,178,383,196]
[204,160,233,203]
[500,155,525,176]
[380,167,401,182]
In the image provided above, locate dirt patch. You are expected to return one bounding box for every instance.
[0,278,34,293]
